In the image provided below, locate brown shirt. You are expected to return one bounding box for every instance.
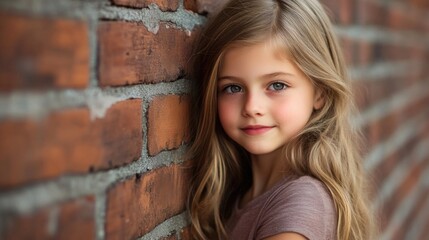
[226,176,337,240]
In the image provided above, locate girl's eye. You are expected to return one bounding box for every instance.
[268,82,287,91]
[223,85,243,93]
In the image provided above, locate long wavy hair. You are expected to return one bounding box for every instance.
[186,0,376,239]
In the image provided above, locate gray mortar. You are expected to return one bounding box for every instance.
[88,10,101,88]
[349,60,425,82]
[0,0,104,20]
[47,206,59,237]
[95,193,107,240]
[98,3,205,33]
[0,78,191,121]
[139,212,189,240]
[0,144,187,214]
[334,26,429,49]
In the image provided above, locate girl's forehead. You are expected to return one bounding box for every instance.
[224,37,292,62]
[218,40,305,81]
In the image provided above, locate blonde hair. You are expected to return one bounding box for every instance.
[187,0,376,239]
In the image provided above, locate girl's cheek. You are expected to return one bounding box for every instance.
[218,101,233,118]
[218,98,239,123]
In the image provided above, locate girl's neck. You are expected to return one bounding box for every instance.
[241,148,288,205]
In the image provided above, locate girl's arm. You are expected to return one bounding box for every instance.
[263,232,307,240]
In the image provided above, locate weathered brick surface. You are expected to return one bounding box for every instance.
[180,227,192,240]
[184,0,229,15]
[362,94,428,156]
[56,196,96,240]
[421,212,429,240]
[160,234,176,240]
[368,90,428,143]
[387,5,429,32]
[105,165,190,240]
[383,161,426,226]
[98,22,197,87]
[111,0,179,11]
[410,0,429,9]
[147,95,190,156]
[320,0,355,25]
[356,0,386,26]
[1,210,50,240]
[2,196,95,240]
[370,119,429,196]
[353,71,426,112]
[0,99,142,188]
[0,12,89,91]
[396,190,429,240]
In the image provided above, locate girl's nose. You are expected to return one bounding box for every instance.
[242,92,264,117]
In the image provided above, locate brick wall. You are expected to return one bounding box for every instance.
[0,0,428,239]
[322,0,429,239]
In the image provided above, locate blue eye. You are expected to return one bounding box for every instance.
[224,85,242,93]
[268,82,287,91]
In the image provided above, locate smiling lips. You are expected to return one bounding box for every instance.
[241,125,274,135]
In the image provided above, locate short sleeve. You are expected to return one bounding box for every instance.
[255,176,337,240]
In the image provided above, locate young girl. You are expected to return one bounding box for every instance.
[187,0,376,239]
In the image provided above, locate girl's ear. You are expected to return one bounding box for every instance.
[313,88,325,110]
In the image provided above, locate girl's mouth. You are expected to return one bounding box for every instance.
[241,125,274,135]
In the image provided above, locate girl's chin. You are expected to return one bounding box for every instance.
[243,146,283,157]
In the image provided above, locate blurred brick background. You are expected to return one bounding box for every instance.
[0,0,428,239]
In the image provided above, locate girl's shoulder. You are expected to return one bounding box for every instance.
[271,175,335,215]
[257,175,337,240]
[283,175,331,196]
[270,175,332,201]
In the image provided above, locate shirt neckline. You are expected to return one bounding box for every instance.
[234,175,295,214]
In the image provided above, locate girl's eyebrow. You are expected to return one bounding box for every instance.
[217,76,242,81]
[262,72,294,79]
[218,72,294,81]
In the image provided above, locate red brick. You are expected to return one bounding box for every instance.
[320,0,355,25]
[369,129,425,186]
[394,190,429,240]
[377,155,426,223]
[98,22,198,87]
[356,0,386,26]
[338,36,358,66]
[355,73,423,111]
[105,165,190,240]
[160,234,177,240]
[2,196,95,240]
[0,12,89,91]
[357,40,373,66]
[371,118,429,235]
[180,227,192,240]
[362,118,381,149]
[377,111,401,144]
[147,95,189,156]
[184,0,229,15]
[0,99,142,188]
[420,208,429,239]
[395,163,422,200]
[362,93,427,154]
[411,96,427,117]
[111,0,179,11]
[371,152,396,197]
[1,210,50,240]
[57,196,96,240]
[387,6,413,31]
[409,0,429,9]
[352,81,369,111]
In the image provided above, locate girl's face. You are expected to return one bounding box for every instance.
[217,42,324,157]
